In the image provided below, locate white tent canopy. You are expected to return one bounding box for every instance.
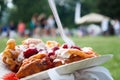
[76,13,110,24]
[74,3,110,24]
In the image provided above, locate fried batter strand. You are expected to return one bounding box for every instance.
[2,39,21,72]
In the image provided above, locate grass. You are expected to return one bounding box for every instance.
[0,36,120,80]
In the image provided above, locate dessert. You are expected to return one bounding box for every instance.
[1,38,98,79]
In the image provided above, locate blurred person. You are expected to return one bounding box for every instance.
[8,21,17,38]
[0,26,1,33]
[108,21,115,36]
[17,20,26,37]
[0,24,9,38]
[87,24,102,36]
[33,27,41,38]
[32,21,41,38]
[77,26,88,37]
[64,27,71,36]
[38,13,48,37]
[77,27,84,37]
[29,13,39,36]
[101,19,109,36]
[47,15,56,37]
[24,29,30,38]
[112,19,120,36]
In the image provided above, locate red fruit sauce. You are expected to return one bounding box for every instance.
[71,46,81,50]
[3,72,19,80]
[23,48,38,58]
[62,44,68,49]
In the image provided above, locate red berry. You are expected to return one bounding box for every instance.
[3,72,19,80]
[48,52,55,57]
[62,44,68,49]
[23,48,38,58]
[52,46,59,52]
[71,46,81,50]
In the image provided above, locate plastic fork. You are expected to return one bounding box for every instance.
[48,0,75,47]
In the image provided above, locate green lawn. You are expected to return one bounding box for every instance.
[0,36,120,80]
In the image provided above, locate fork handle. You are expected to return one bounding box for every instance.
[48,0,65,37]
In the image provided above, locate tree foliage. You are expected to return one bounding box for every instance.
[1,0,120,28]
[0,0,6,18]
[55,0,100,28]
[98,0,120,19]
[11,0,51,23]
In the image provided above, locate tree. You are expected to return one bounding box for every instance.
[10,0,51,23]
[98,0,120,19]
[0,0,6,19]
[55,0,100,28]
[10,0,78,28]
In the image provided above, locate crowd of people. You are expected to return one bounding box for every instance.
[0,13,120,38]
[0,13,56,38]
[31,13,56,38]
[101,19,120,36]
[76,19,120,37]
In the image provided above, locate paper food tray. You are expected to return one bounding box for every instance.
[20,54,113,80]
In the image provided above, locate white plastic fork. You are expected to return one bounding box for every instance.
[48,0,75,47]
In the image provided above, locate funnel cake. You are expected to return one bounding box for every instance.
[16,54,53,78]
[2,39,21,72]
[1,38,98,79]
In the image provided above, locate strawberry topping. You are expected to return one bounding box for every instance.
[3,72,19,80]
[23,48,38,58]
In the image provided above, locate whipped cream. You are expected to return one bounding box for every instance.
[36,43,46,51]
[81,47,93,52]
[15,45,25,61]
[55,48,71,58]
[53,59,65,64]
[17,52,24,62]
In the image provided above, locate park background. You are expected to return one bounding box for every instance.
[0,0,120,80]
